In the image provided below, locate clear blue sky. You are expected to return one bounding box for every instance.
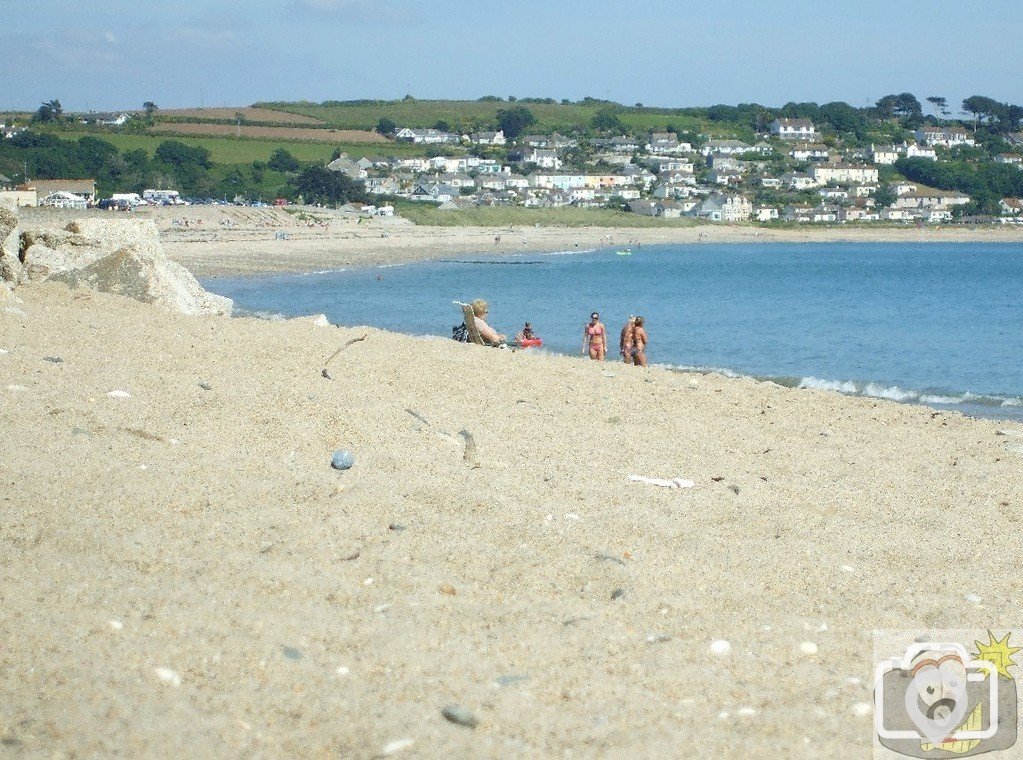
[5,0,1022,114]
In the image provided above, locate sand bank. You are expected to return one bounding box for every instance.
[2,281,1020,756]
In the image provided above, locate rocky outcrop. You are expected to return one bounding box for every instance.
[19,229,106,280]
[8,214,231,316]
[47,243,232,316]
[0,202,22,284]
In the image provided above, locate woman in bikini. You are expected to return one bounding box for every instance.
[582,311,607,361]
[632,316,649,367]
[619,315,635,364]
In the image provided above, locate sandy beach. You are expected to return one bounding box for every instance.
[2,269,1022,756]
[21,206,1023,278]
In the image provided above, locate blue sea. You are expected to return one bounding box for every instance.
[203,243,1023,422]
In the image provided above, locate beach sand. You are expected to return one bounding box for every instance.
[2,278,1021,757]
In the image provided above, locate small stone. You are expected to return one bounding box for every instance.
[737,707,756,717]
[799,642,819,655]
[198,382,213,391]
[965,593,982,604]
[382,738,415,755]
[154,667,181,687]
[728,484,740,495]
[646,633,671,644]
[43,356,63,363]
[109,620,124,630]
[438,583,457,596]
[336,666,350,676]
[374,604,390,613]
[71,427,92,437]
[321,368,333,380]
[331,450,355,470]
[610,588,625,601]
[441,704,478,729]
[820,429,832,437]
[363,577,373,586]
[840,565,855,573]
[388,523,406,532]
[259,542,274,554]
[852,702,872,717]
[107,390,131,399]
[709,640,732,656]
[494,674,529,687]
[281,646,302,661]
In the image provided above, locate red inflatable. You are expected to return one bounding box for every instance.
[517,338,543,348]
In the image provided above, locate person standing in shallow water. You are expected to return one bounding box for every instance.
[582,311,607,360]
[632,316,649,367]
[619,315,635,364]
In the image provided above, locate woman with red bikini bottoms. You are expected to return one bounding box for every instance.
[582,311,607,361]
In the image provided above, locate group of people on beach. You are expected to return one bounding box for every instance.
[583,312,648,367]
[465,300,648,365]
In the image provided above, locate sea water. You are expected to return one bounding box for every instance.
[204,243,1023,422]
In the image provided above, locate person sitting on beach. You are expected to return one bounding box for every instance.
[620,315,636,365]
[583,311,607,361]
[516,322,535,342]
[632,316,649,367]
[471,299,506,345]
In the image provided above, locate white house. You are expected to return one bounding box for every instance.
[811,164,879,185]
[689,193,752,222]
[789,143,831,162]
[783,172,817,190]
[914,126,975,148]
[770,118,816,140]
[903,143,937,160]
[892,186,971,210]
[999,198,1023,216]
[753,206,779,222]
[701,139,753,156]
[395,128,459,144]
[469,130,506,146]
[870,145,900,165]
[995,154,1023,167]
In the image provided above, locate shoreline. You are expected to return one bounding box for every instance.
[19,206,1023,278]
[166,222,1023,278]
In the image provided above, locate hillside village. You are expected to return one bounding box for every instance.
[5,105,1023,225]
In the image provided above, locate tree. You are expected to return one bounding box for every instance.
[590,108,625,133]
[293,166,368,205]
[267,147,300,173]
[375,117,396,136]
[926,96,948,118]
[143,101,158,117]
[34,99,62,123]
[434,120,451,132]
[962,95,1000,125]
[155,140,211,169]
[874,93,922,123]
[495,106,536,139]
[873,186,897,208]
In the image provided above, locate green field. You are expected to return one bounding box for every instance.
[257,99,747,140]
[391,201,709,228]
[51,130,427,164]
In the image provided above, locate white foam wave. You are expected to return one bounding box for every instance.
[919,394,963,405]
[862,383,917,402]
[798,377,858,394]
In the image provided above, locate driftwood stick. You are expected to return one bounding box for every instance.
[323,334,368,367]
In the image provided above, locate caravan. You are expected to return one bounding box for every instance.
[143,189,186,205]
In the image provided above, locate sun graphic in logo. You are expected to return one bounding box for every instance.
[974,631,1021,681]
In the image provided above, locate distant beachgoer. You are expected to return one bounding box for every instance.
[583,311,607,361]
[632,316,649,367]
[471,299,505,345]
[516,322,535,342]
[619,315,636,365]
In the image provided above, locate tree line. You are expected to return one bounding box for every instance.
[0,133,368,204]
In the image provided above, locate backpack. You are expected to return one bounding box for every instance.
[452,322,470,342]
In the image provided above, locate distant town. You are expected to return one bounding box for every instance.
[3,94,1023,225]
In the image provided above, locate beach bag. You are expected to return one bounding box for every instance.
[452,322,470,342]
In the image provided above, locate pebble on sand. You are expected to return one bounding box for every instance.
[441,704,478,729]
[109,620,124,630]
[438,583,457,595]
[154,667,182,687]
[382,738,415,755]
[799,642,819,655]
[709,640,732,656]
[331,450,355,470]
[107,390,131,399]
[852,702,872,717]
